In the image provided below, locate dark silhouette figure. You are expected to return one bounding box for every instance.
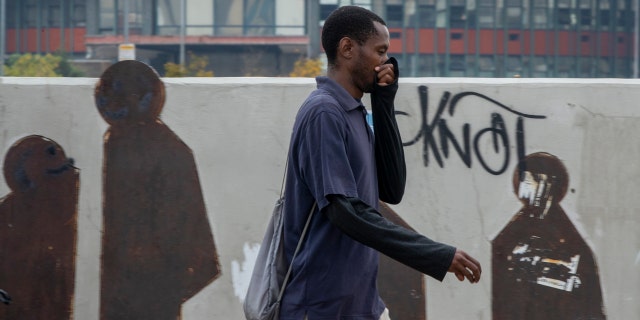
[95,60,220,319]
[0,135,78,319]
[492,152,606,319]
[377,201,426,320]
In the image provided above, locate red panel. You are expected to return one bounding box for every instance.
[388,27,404,54]
[466,30,477,52]
[478,30,496,54]
[557,31,572,55]
[448,29,465,54]
[616,33,629,58]
[506,31,524,54]
[5,28,87,54]
[599,33,612,56]
[6,29,17,53]
[417,29,436,53]
[579,32,594,57]
[25,29,39,52]
[72,28,87,52]
[533,31,551,55]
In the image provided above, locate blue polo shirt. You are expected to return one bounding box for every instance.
[281,77,384,319]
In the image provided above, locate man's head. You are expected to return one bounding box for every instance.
[322,6,386,67]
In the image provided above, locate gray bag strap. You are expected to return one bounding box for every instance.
[276,153,316,305]
[277,202,315,304]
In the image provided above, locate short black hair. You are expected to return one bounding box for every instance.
[321,6,386,66]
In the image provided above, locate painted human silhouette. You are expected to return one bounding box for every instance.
[0,135,78,319]
[377,201,426,320]
[492,152,605,319]
[95,60,220,319]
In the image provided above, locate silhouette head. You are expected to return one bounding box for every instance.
[3,135,76,192]
[94,60,165,126]
[512,152,569,218]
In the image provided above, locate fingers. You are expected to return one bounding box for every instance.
[375,63,395,86]
[460,251,481,283]
[449,249,482,284]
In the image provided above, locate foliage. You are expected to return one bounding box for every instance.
[164,52,214,77]
[289,57,323,77]
[3,52,84,77]
[4,53,61,77]
[55,52,85,77]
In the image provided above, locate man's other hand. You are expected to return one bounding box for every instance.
[448,249,482,283]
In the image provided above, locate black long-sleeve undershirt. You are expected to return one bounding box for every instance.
[322,195,456,281]
[371,57,406,205]
[320,57,454,281]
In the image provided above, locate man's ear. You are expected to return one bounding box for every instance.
[338,37,354,60]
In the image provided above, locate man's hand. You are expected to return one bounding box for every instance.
[374,63,396,87]
[448,249,482,283]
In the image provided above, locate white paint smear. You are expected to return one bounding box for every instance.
[231,242,261,302]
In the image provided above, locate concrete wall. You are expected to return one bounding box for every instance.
[0,76,638,319]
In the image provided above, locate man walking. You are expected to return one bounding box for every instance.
[281,6,481,320]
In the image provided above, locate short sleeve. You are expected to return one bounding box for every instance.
[299,109,358,210]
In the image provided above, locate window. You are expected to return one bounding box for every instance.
[477,7,495,27]
[533,8,548,28]
[618,10,633,28]
[24,0,38,28]
[100,0,116,34]
[506,7,523,28]
[73,0,87,27]
[320,5,338,21]
[597,58,611,76]
[450,55,466,71]
[244,0,275,36]
[615,58,628,77]
[465,55,477,76]
[506,56,522,72]
[386,4,404,27]
[556,57,574,74]
[478,55,495,71]
[450,5,466,28]
[410,5,435,28]
[533,0,547,7]
[580,9,592,27]
[6,1,17,28]
[418,54,436,76]
[599,10,610,27]
[531,57,549,77]
[578,59,593,77]
[557,8,572,27]
[48,1,62,27]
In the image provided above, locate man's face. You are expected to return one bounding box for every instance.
[353,21,390,93]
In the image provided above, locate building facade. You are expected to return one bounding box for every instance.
[2,0,639,77]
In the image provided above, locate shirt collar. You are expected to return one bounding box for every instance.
[315,76,363,112]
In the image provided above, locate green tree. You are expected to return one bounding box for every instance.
[289,57,323,77]
[3,53,84,77]
[164,52,214,77]
[5,53,61,77]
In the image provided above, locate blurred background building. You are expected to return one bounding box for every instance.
[1,0,638,77]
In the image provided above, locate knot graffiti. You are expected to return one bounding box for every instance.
[401,85,546,175]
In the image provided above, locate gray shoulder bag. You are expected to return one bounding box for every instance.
[243,160,316,320]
